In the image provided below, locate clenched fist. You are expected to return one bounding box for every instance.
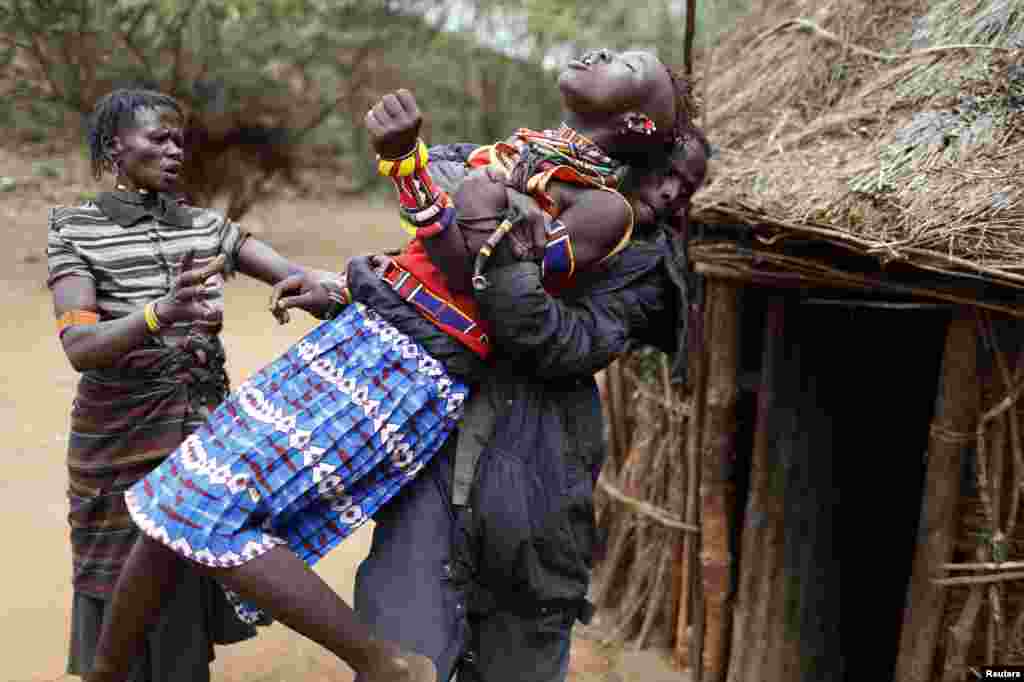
[365,89,423,160]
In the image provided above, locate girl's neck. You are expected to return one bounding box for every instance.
[560,113,623,158]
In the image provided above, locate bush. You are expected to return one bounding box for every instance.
[0,0,562,218]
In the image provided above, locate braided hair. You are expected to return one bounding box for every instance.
[664,66,715,167]
[666,67,700,141]
[681,123,712,160]
[87,89,184,180]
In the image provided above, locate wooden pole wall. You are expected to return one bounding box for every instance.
[895,314,980,682]
[699,279,743,681]
[679,288,709,674]
[727,296,787,682]
[725,295,842,682]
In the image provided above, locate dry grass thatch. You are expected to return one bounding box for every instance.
[693,0,1024,303]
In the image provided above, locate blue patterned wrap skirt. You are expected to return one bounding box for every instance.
[126,303,467,620]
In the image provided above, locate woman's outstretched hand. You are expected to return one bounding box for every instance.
[366,89,422,160]
[269,269,347,324]
[155,251,226,325]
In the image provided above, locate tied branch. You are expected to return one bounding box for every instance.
[598,475,700,533]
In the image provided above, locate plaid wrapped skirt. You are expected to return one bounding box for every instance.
[126,303,467,618]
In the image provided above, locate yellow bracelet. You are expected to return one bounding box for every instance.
[377,139,429,178]
[143,301,162,333]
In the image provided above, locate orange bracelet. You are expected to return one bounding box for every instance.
[57,310,100,338]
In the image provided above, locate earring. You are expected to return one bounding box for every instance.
[620,112,657,136]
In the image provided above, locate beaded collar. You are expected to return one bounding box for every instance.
[512,124,622,183]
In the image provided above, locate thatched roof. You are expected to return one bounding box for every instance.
[692,0,1024,315]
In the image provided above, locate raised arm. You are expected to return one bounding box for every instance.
[365,89,484,293]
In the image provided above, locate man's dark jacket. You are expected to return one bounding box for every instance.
[345,144,685,614]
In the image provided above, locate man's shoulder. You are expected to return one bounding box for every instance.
[571,235,672,294]
[614,232,673,264]
[427,142,480,164]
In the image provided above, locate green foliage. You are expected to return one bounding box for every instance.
[33,160,62,178]
[470,0,753,73]
[0,0,751,215]
[0,0,563,216]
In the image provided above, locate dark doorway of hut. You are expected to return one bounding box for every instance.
[728,289,950,682]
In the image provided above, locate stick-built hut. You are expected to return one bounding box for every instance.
[593,2,1024,681]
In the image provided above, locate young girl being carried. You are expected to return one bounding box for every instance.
[89,49,692,682]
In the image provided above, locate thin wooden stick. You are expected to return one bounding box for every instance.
[943,586,984,682]
[680,292,709,676]
[608,563,655,643]
[592,516,636,608]
[638,540,675,648]
[693,261,1024,318]
[932,571,1024,587]
[621,366,693,418]
[979,377,1024,426]
[985,319,1024,539]
[989,584,1002,664]
[606,360,629,471]
[669,398,690,658]
[597,476,700,532]
[944,561,1024,572]
[699,0,715,132]
[683,0,697,81]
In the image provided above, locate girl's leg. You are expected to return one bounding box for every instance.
[88,538,434,682]
[206,545,435,682]
[86,534,186,681]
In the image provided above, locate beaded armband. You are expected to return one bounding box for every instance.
[56,309,100,339]
[541,218,575,279]
[377,139,455,239]
[377,138,430,178]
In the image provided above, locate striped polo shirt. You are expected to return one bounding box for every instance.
[47,189,248,341]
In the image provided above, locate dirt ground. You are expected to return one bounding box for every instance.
[0,147,684,682]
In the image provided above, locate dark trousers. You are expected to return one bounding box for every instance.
[354,443,573,682]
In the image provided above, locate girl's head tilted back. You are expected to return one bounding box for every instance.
[557,48,687,165]
[88,89,186,193]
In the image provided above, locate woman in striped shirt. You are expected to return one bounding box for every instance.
[50,89,426,682]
